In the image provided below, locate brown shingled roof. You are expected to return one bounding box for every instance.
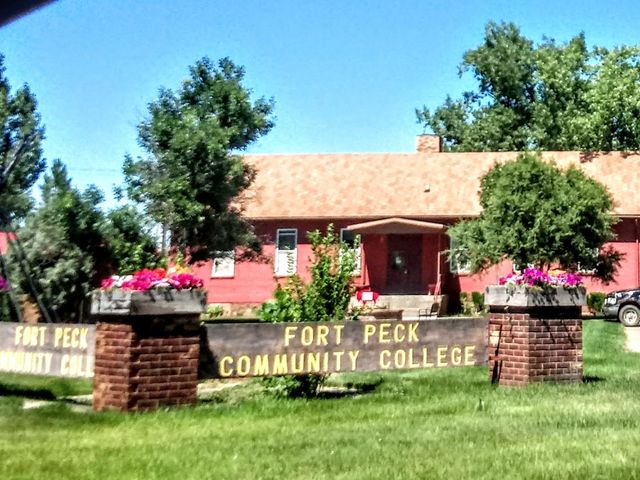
[242,151,640,219]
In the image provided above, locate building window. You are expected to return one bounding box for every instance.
[577,248,599,274]
[211,251,235,278]
[449,237,471,275]
[340,228,362,275]
[275,229,297,276]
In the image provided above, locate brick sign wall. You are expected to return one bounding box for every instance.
[0,323,95,378]
[202,318,488,378]
[0,318,488,380]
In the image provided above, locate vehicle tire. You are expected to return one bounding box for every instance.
[619,304,640,327]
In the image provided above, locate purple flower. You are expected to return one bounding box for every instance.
[0,276,9,292]
[498,268,583,288]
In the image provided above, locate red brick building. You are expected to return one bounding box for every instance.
[190,135,640,312]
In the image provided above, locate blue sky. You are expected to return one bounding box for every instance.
[1,0,640,206]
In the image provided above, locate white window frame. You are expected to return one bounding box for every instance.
[577,248,599,274]
[275,228,298,276]
[340,228,362,275]
[449,237,471,275]
[512,263,534,274]
[211,251,235,278]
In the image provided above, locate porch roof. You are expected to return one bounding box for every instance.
[346,217,447,235]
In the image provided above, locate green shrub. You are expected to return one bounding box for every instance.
[587,292,606,315]
[460,291,485,316]
[201,304,224,322]
[471,291,484,312]
[259,224,358,398]
[261,374,325,399]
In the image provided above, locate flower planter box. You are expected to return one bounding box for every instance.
[485,285,586,310]
[91,289,207,316]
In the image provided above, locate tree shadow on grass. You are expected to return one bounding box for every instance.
[317,378,384,399]
[0,384,56,400]
[583,376,604,384]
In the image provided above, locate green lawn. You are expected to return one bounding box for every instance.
[2,320,640,479]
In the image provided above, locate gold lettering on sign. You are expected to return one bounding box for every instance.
[0,351,53,375]
[272,354,288,375]
[408,323,419,342]
[394,349,406,368]
[436,346,448,367]
[301,326,314,346]
[379,350,391,369]
[236,356,251,376]
[348,350,359,371]
[291,353,304,373]
[333,351,344,371]
[316,325,329,346]
[284,326,297,346]
[378,323,391,343]
[284,324,347,346]
[422,347,434,367]
[307,352,320,371]
[408,348,420,368]
[219,356,233,377]
[393,324,405,343]
[465,345,476,365]
[60,354,92,377]
[450,346,462,366]
[363,324,376,344]
[254,354,269,376]
[14,325,48,347]
[362,322,421,345]
[52,327,90,349]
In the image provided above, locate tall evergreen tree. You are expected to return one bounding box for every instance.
[8,160,108,321]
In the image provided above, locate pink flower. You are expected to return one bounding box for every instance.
[100,268,204,292]
[168,273,204,290]
[498,267,583,288]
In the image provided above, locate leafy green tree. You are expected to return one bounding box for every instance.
[417,21,640,152]
[8,160,110,321]
[104,206,160,275]
[122,57,274,262]
[0,54,46,226]
[259,225,359,397]
[448,153,620,281]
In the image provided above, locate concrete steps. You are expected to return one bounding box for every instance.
[376,295,447,319]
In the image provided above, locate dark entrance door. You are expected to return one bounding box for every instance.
[386,235,422,293]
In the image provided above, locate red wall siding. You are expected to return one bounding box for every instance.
[582,219,639,293]
[450,219,640,294]
[201,220,366,304]
[362,234,387,292]
[421,234,441,292]
[200,217,640,305]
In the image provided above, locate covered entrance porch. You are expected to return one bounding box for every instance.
[346,217,448,296]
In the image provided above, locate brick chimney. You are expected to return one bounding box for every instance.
[416,134,442,153]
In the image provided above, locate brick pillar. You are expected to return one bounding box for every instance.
[488,311,582,386]
[93,314,200,412]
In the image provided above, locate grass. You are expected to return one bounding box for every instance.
[2,320,640,479]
